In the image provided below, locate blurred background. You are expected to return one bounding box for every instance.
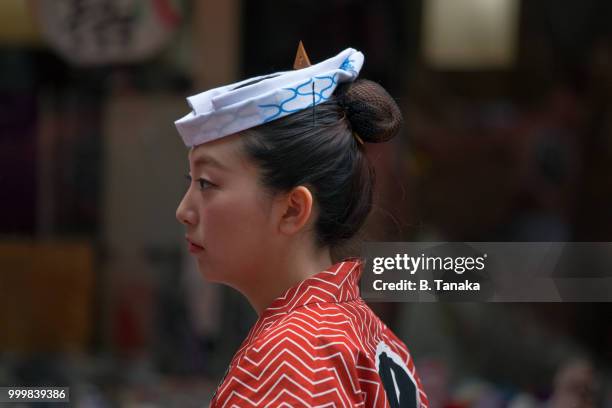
[1,0,611,406]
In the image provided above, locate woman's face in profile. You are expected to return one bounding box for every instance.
[176,133,277,287]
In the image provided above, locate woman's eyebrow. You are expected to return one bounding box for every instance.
[190,154,228,171]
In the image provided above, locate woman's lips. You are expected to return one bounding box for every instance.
[186,237,204,253]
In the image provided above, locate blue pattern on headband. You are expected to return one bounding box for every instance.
[340,57,357,74]
[258,73,341,123]
[313,73,339,99]
[259,78,313,122]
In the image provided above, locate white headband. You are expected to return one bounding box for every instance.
[174,47,364,147]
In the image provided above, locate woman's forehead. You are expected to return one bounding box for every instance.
[188,133,249,172]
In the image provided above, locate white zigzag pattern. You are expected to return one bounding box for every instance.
[269,262,345,305]
[298,309,367,359]
[277,311,363,343]
[220,326,382,405]
[235,358,354,403]
[236,356,340,387]
[251,324,358,362]
[226,338,361,396]
[266,262,358,313]
[245,333,356,368]
[283,311,362,352]
[223,373,345,408]
[358,379,381,406]
[312,302,378,358]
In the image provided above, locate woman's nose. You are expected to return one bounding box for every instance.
[176,192,197,226]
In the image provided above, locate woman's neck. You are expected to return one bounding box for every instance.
[241,244,333,316]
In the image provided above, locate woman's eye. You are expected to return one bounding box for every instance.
[196,178,214,190]
[184,174,214,191]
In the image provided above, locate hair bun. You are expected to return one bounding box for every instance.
[336,79,403,143]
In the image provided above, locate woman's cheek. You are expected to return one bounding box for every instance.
[203,201,244,240]
[204,188,266,249]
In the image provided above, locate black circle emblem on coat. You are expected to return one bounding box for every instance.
[377,350,418,408]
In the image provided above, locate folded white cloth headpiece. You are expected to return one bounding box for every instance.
[174,47,364,147]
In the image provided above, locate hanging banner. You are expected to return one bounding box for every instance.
[32,0,182,66]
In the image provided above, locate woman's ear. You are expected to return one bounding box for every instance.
[277,186,314,236]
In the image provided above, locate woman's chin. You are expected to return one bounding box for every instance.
[196,262,223,283]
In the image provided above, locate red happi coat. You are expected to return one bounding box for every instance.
[210,259,429,408]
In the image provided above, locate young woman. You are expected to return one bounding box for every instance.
[175,46,429,407]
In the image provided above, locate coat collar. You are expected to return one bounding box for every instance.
[233,258,364,361]
[262,257,363,317]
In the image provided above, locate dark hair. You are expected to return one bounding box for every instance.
[241,79,402,249]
